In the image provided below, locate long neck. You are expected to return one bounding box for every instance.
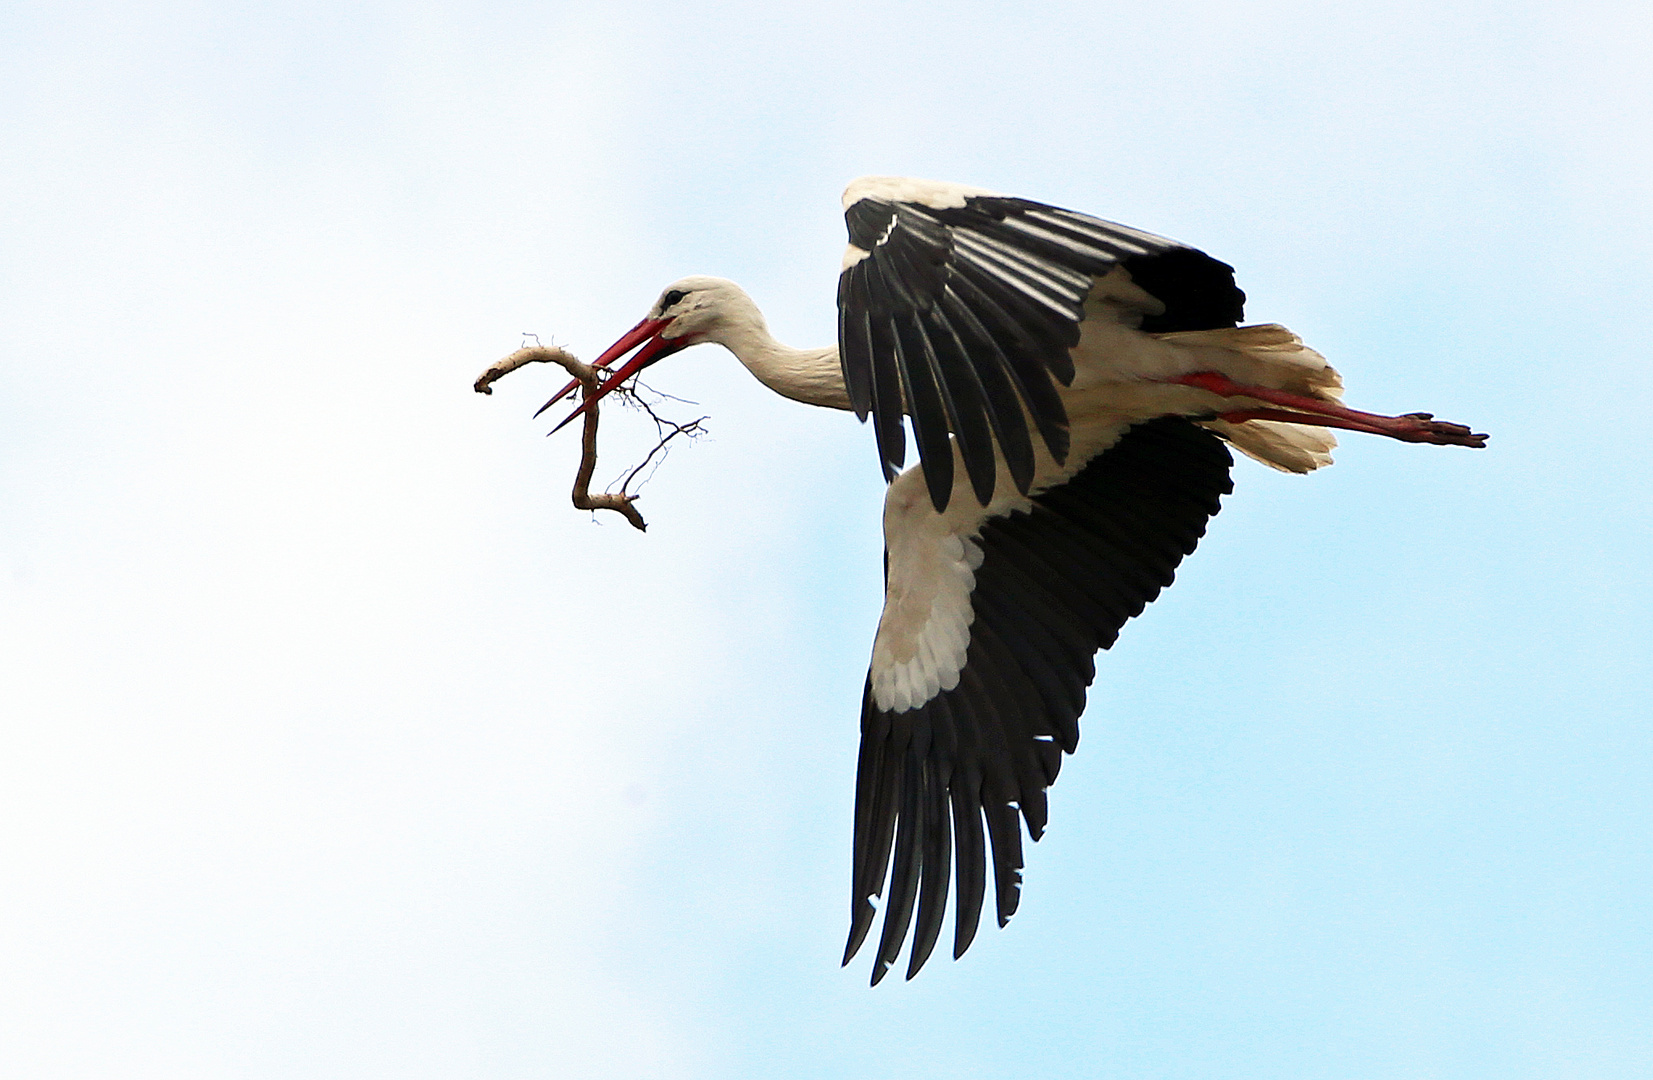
[718,318,852,411]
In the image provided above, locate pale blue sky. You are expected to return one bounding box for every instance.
[2,2,1650,1077]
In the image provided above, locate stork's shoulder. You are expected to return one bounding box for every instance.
[841,175,1001,211]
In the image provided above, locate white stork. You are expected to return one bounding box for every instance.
[538,176,1486,985]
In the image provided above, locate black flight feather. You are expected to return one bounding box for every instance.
[844,418,1234,981]
[838,191,1244,512]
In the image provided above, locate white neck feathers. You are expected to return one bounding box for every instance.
[714,313,851,412]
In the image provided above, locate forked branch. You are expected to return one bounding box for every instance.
[474,345,705,532]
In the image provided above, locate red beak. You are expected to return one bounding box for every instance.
[533,316,691,431]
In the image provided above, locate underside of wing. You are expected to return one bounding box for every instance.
[837,182,1245,515]
[844,417,1235,984]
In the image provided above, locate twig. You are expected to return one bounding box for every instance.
[473,345,649,531]
[631,379,701,409]
[615,415,708,495]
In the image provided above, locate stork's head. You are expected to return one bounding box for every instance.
[536,276,758,427]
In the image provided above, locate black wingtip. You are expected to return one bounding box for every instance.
[843,904,875,967]
[905,937,937,981]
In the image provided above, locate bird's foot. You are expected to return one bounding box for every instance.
[1390,412,1488,448]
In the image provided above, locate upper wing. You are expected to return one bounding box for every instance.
[843,416,1234,984]
[836,177,1245,515]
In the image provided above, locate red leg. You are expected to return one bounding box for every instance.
[1171,372,1488,448]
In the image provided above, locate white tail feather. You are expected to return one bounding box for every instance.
[1202,418,1336,473]
[1156,323,1342,472]
[1157,323,1344,400]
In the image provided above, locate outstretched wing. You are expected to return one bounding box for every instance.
[836,177,1244,515]
[844,417,1234,984]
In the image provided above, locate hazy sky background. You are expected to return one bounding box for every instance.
[3,1,1650,1077]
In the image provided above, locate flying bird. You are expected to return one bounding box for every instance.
[536,176,1486,985]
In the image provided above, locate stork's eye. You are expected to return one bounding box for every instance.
[661,289,687,310]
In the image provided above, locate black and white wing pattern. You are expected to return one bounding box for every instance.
[836,177,1245,514]
[843,416,1235,984]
